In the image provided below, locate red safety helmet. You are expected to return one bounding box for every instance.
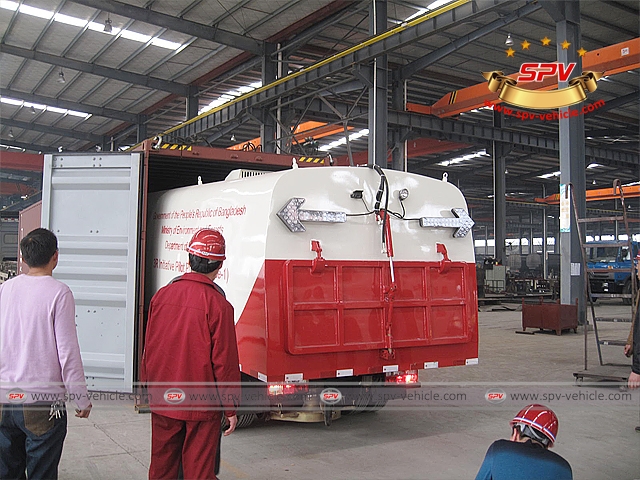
[186,229,226,261]
[510,404,558,447]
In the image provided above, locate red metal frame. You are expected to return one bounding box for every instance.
[536,184,640,204]
[0,182,37,195]
[0,151,44,172]
[134,140,325,168]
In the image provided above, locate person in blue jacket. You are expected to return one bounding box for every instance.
[475,404,572,480]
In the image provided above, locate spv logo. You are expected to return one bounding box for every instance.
[6,389,27,403]
[320,388,342,405]
[517,62,576,82]
[485,389,506,404]
[164,388,185,404]
[482,37,602,110]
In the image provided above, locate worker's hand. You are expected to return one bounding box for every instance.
[624,344,633,357]
[75,404,92,418]
[628,372,640,389]
[223,414,237,436]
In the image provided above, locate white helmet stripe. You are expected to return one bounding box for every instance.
[512,416,556,442]
[187,246,225,259]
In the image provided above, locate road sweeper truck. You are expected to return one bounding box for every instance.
[37,145,478,425]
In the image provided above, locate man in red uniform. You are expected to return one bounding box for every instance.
[142,229,240,480]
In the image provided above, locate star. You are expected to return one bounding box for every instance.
[577,47,587,57]
[506,47,515,57]
[561,40,571,50]
[521,40,531,50]
[541,36,551,46]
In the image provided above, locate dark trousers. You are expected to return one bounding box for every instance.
[149,412,222,480]
[0,403,67,480]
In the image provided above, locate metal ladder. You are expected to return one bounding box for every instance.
[572,180,637,369]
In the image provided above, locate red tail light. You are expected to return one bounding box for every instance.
[267,383,309,396]
[386,370,419,385]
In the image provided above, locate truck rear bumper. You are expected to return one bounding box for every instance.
[239,373,420,421]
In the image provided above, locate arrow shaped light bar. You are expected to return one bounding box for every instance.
[277,197,347,232]
[419,208,475,238]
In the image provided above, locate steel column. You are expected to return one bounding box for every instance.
[261,43,278,153]
[136,115,147,144]
[484,225,489,256]
[528,212,532,256]
[390,79,408,171]
[493,109,507,264]
[368,0,388,167]
[546,0,586,323]
[186,87,199,120]
[542,185,548,279]
[275,44,288,154]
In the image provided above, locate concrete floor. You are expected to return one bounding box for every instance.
[60,302,640,479]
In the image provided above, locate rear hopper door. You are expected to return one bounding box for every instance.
[41,153,142,392]
[284,260,471,354]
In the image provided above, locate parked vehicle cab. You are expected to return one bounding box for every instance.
[587,241,639,305]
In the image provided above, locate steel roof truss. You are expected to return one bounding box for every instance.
[0,45,190,97]
[2,118,104,145]
[67,0,263,55]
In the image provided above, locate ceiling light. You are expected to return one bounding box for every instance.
[58,146,63,152]
[230,134,236,142]
[104,16,112,33]
[504,168,509,174]
[57,70,66,84]
[505,34,514,47]
[30,106,36,114]
[8,129,14,138]
[0,3,182,50]
[592,180,597,185]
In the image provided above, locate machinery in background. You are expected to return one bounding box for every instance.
[476,254,554,300]
[0,215,18,262]
[0,214,19,283]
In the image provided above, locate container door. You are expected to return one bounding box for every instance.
[41,153,142,392]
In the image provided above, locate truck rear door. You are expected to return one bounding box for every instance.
[41,153,142,392]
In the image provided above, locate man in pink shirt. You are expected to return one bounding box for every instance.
[0,228,92,479]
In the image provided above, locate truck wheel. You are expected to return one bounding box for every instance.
[362,399,387,413]
[623,280,632,305]
[342,387,372,415]
[236,413,257,428]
